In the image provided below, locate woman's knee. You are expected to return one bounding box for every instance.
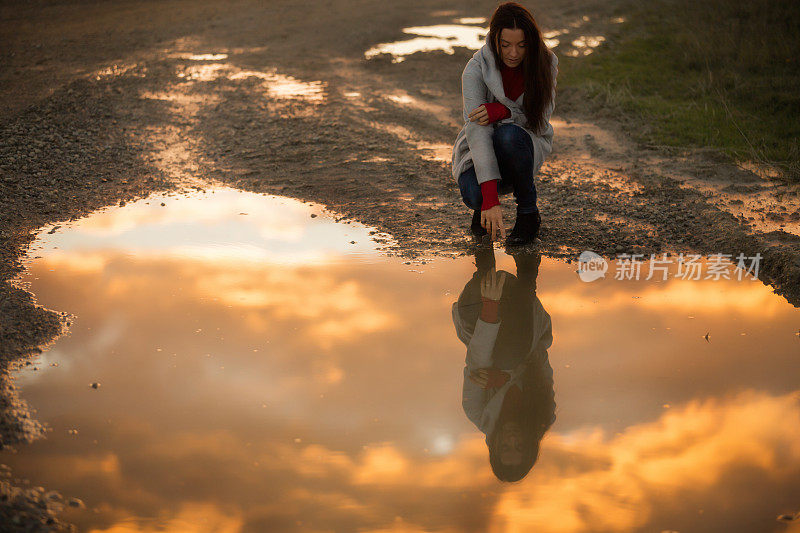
[458,167,482,210]
[493,124,529,154]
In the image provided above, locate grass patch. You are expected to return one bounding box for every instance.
[558,0,800,180]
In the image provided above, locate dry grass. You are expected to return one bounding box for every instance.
[559,0,800,180]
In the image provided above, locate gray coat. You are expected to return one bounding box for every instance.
[451,37,559,185]
[452,293,553,438]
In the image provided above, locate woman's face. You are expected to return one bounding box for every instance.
[498,27,526,68]
[496,420,524,465]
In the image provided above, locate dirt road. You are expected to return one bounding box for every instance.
[1,0,799,526]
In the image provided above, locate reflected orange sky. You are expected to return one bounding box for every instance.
[5,188,800,532]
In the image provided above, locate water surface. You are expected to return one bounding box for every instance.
[5,187,800,532]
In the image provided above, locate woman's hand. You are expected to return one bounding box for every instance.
[481,267,507,300]
[468,105,489,126]
[468,368,489,388]
[481,205,505,240]
[469,368,511,389]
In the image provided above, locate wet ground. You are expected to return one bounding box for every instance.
[2,188,799,532]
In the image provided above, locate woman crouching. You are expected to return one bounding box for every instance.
[451,2,558,246]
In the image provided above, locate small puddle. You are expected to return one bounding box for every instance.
[365,22,489,62]
[177,63,326,102]
[364,17,609,62]
[4,187,800,531]
[565,35,606,57]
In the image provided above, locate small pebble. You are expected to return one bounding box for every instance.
[67,497,84,508]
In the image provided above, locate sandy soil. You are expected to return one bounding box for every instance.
[1,0,798,528]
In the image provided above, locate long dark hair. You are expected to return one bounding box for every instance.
[488,362,556,482]
[488,2,555,134]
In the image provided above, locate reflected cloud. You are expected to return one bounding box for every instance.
[191,266,399,347]
[495,390,800,532]
[34,188,383,265]
[90,502,244,533]
[542,272,785,317]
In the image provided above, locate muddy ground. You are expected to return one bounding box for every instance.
[1,0,799,529]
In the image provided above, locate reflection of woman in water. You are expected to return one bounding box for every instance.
[451,2,558,246]
[452,250,555,481]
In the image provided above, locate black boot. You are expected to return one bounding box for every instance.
[506,211,541,247]
[470,209,487,238]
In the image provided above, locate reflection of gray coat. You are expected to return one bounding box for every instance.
[452,294,553,437]
[451,37,559,185]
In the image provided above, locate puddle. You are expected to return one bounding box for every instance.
[455,17,487,25]
[4,187,800,532]
[565,35,607,57]
[172,53,230,61]
[365,23,489,62]
[364,20,593,62]
[176,61,326,102]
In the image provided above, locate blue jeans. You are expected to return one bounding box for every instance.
[458,123,539,215]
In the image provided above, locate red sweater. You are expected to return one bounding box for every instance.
[479,63,524,211]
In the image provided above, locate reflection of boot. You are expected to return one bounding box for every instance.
[474,247,496,276]
[514,252,541,290]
